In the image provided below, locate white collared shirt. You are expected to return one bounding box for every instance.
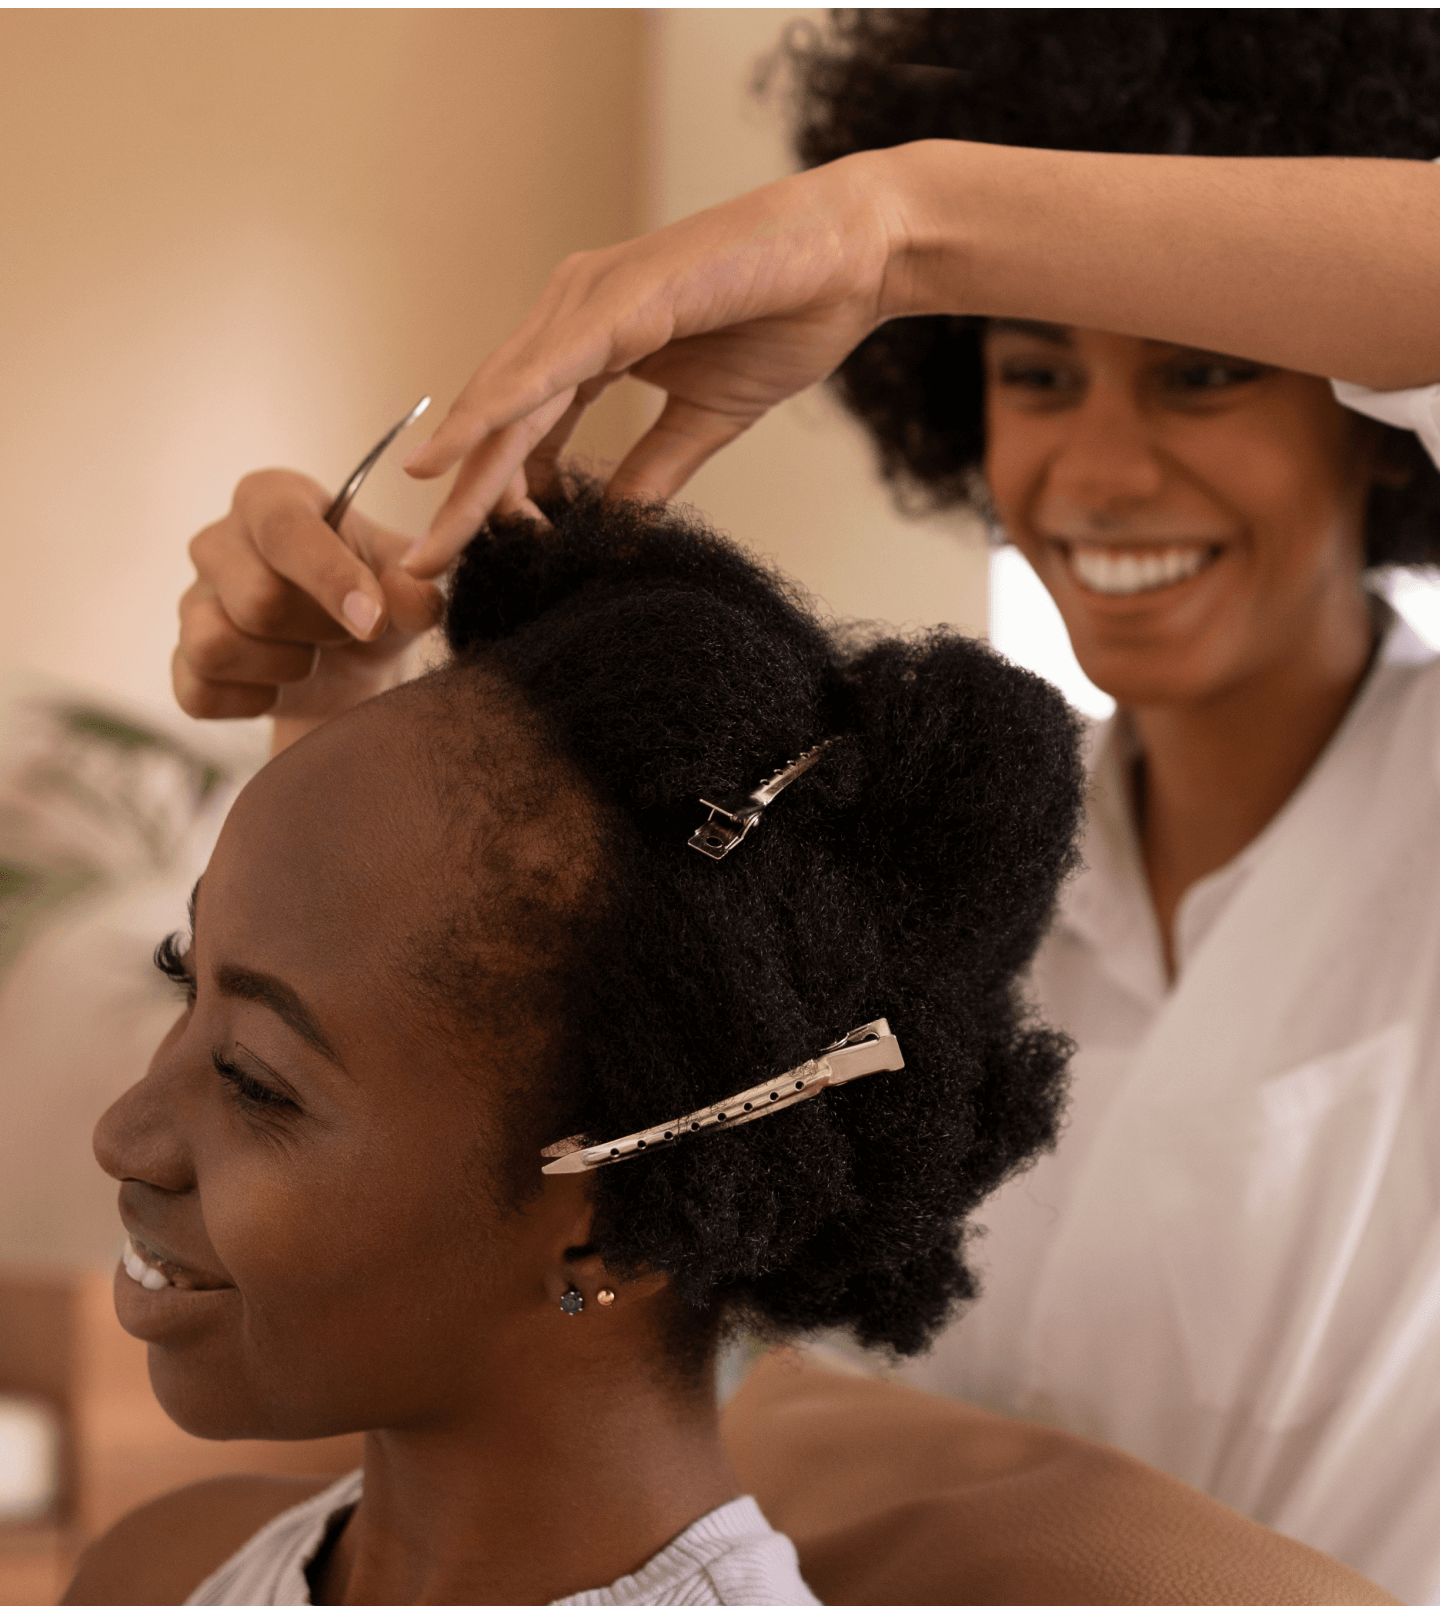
[898,604,1440,1606]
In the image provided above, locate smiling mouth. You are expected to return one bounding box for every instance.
[1064,543,1221,597]
[122,1234,230,1293]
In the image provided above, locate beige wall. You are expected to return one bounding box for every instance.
[645,9,989,637]
[0,9,647,733]
[0,9,983,752]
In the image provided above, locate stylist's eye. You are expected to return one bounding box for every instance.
[212,1046,298,1115]
[1166,359,1266,393]
[992,356,1087,412]
[995,359,1083,394]
[155,931,196,1004]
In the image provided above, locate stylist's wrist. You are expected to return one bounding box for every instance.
[872,138,996,320]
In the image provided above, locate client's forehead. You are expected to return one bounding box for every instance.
[199,681,502,1024]
[228,684,453,912]
[201,672,595,1064]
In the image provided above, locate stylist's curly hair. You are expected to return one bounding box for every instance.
[780,8,1440,567]
[440,481,1083,1364]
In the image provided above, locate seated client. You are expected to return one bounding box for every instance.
[69,485,1083,1606]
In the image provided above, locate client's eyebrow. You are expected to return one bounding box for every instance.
[189,878,345,1070]
[986,318,1072,345]
[214,964,346,1070]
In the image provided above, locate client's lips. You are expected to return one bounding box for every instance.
[122,1229,232,1293]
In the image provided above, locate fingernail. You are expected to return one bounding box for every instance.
[401,443,429,471]
[342,590,382,638]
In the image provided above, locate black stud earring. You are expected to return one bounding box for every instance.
[559,1286,585,1316]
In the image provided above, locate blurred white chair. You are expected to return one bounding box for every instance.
[0,1396,60,1523]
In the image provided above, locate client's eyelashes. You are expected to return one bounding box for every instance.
[212,1046,299,1116]
[155,931,196,1002]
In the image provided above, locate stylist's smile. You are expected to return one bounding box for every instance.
[1062,541,1223,597]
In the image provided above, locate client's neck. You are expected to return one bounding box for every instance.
[315,1346,739,1606]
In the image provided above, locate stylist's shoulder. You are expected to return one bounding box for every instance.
[61,1474,328,1606]
[724,1349,1402,1606]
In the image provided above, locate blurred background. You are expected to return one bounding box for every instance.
[3,11,1437,1603]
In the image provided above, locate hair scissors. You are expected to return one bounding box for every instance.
[324,396,431,530]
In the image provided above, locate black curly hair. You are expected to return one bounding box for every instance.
[780,8,1440,567]
[432,481,1083,1365]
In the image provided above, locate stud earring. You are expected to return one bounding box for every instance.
[596,1288,616,1307]
[559,1287,584,1316]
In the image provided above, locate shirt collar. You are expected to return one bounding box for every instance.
[1051,596,1432,998]
[1057,714,1169,1008]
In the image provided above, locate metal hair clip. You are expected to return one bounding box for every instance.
[539,1019,903,1175]
[689,740,834,860]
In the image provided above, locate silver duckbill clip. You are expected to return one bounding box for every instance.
[539,1019,903,1174]
[689,740,834,860]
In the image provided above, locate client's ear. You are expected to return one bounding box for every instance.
[545,1243,668,1316]
[534,1173,667,1314]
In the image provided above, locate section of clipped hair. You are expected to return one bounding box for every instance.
[777,8,1440,567]
[443,480,1084,1357]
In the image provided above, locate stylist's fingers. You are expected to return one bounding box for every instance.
[337,507,445,633]
[492,468,549,526]
[523,374,619,501]
[178,581,319,687]
[172,644,281,721]
[402,260,627,483]
[190,516,349,647]
[233,471,391,642]
[404,358,574,484]
[404,389,576,576]
[605,395,755,503]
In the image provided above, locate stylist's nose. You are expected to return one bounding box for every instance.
[93,1028,196,1194]
[1043,373,1166,519]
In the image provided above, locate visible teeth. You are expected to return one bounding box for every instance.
[124,1238,173,1290]
[1069,545,1214,596]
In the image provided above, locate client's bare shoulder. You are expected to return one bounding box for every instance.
[61,1474,333,1606]
[724,1349,1400,1606]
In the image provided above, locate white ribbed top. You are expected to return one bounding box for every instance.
[180,1473,822,1606]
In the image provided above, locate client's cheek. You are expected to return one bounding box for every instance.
[207,1172,349,1299]
[210,1159,446,1335]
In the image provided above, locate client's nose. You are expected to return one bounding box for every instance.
[93,1042,196,1194]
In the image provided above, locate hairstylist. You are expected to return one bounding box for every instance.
[173,11,1440,1603]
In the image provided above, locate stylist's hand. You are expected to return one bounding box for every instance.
[402,149,904,577]
[174,469,443,735]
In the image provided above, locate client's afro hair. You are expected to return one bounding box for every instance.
[443,481,1084,1360]
[778,8,1440,567]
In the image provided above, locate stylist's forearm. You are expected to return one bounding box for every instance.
[885,140,1440,388]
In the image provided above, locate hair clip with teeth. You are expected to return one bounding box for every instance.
[688,739,834,860]
[539,1019,903,1175]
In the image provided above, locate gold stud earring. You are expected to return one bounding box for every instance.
[596,1288,616,1307]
